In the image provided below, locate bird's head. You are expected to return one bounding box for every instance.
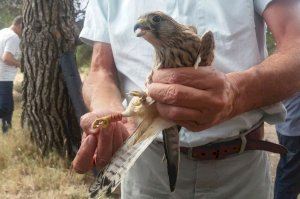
[134,11,188,47]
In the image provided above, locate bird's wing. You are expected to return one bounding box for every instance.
[198,31,215,66]
[162,126,180,192]
[89,116,174,199]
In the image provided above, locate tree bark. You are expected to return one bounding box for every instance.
[21,0,81,159]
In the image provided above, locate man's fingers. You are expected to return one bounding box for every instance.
[81,132,88,144]
[174,120,212,132]
[80,112,100,134]
[112,122,126,154]
[122,129,130,141]
[80,111,119,134]
[95,125,114,169]
[151,67,218,89]
[155,103,213,124]
[148,83,217,110]
[72,134,97,174]
[156,103,202,121]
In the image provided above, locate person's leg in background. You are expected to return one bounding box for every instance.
[0,81,14,133]
[274,133,300,199]
[2,111,13,133]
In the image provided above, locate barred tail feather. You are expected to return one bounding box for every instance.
[162,126,180,192]
[89,117,174,199]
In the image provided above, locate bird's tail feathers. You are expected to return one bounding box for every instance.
[89,117,174,199]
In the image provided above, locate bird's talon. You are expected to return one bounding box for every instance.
[92,117,111,129]
[130,91,148,103]
[130,91,147,98]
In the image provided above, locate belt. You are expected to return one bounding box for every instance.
[180,123,287,160]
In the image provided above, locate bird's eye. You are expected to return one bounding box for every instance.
[152,15,161,23]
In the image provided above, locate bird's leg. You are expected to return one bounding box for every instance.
[129,90,147,102]
[92,90,151,129]
[92,113,123,129]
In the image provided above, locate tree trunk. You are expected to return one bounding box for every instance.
[21,0,81,159]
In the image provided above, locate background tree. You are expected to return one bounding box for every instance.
[21,0,83,159]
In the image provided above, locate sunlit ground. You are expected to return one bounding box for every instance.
[0,97,94,199]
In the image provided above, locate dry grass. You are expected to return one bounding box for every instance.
[0,81,93,199]
[0,131,92,199]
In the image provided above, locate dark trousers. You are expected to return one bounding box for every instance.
[0,81,14,133]
[275,133,300,199]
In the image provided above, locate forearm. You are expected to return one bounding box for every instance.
[228,41,300,116]
[5,59,20,67]
[83,70,123,112]
[82,42,123,112]
[2,53,20,67]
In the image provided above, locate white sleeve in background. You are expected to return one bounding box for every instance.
[79,0,110,46]
[254,0,273,16]
[4,35,20,56]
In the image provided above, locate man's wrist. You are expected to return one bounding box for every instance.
[90,101,124,113]
[226,71,249,118]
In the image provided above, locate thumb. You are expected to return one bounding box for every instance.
[80,112,100,134]
[72,134,97,174]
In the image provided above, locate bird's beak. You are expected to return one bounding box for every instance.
[134,18,151,37]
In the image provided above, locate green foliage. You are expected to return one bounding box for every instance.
[266,29,276,55]
[0,8,21,29]
[0,0,22,28]
[76,44,92,68]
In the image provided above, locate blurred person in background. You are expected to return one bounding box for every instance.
[275,92,300,199]
[0,16,22,133]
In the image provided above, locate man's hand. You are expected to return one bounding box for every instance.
[147,67,238,132]
[72,110,134,173]
[72,42,130,174]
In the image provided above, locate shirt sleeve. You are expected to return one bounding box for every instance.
[4,36,20,56]
[261,102,286,124]
[79,0,110,46]
[254,0,273,16]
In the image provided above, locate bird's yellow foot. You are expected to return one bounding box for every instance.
[92,113,123,129]
[92,116,111,129]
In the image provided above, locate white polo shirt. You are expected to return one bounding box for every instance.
[0,28,20,81]
[80,0,286,147]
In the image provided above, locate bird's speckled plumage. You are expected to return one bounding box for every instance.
[89,11,215,199]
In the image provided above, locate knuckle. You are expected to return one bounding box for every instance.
[165,85,180,104]
[210,93,227,110]
[168,72,180,84]
[80,112,99,132]
[213,98,226,110]
[80,115,89,128]
[210,69,226,87]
